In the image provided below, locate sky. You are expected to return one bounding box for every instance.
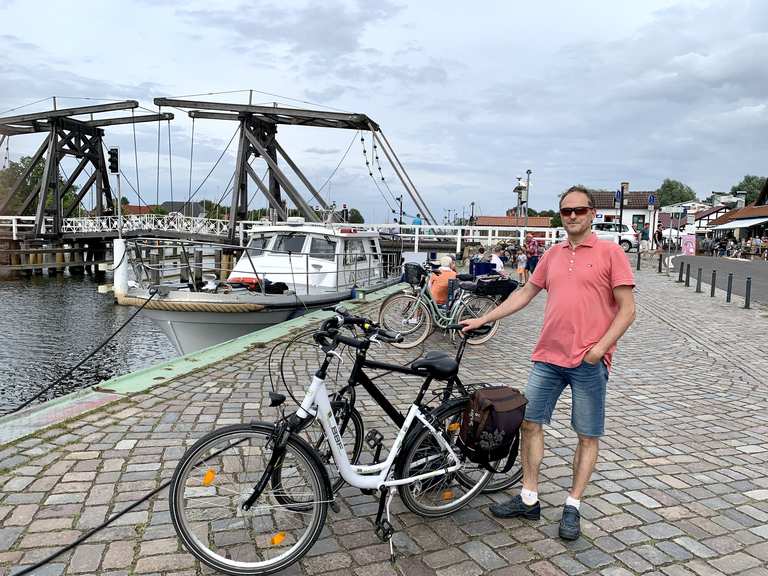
[1,0,766,224]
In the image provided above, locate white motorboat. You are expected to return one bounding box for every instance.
[121,218,401,354]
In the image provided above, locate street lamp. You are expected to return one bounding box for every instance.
[524,169,531,232]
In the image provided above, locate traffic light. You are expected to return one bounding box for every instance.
[107,147,119,174]
[341,203,349,222]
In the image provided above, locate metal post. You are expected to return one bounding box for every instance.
[657,252,662,273]
[745,277,751,309]
[710,270,716,297]
[685,263,691,287]
[677,260,684,282]
[695,267,702,293]
[636,247,641,271]
[116,174,122,239]
[524,169,531,232]
[414,225,420,252]
[726,273,733,303]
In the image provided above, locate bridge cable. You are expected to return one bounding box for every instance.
[0,96,54,116]
[2,133,8,169]
[156,106,162,209]
[131,109,141,207]
[360,134,395,213]
[317,130,359,194]
[3,289,158,417]
[187,116,195,216]
[167,118,174,206]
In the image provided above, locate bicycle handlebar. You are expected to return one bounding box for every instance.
[319,306,404,348]
[446,323,493,336]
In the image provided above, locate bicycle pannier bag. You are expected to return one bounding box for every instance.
[459,386,527,473]
[403,263,425,286]
[475,277,518,301]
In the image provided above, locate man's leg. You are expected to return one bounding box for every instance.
[490,363,565,520]
[521,420,545,493]
[570,434,599,499]
[559,361,607,540]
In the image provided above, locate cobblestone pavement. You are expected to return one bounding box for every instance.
[1,263,767,576]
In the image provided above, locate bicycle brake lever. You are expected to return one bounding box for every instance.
[327,350,344,362]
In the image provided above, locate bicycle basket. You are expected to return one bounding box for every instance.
[403,263,425,285]
[475,276,518,300]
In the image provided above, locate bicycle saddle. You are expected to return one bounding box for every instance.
[411,351,459,379]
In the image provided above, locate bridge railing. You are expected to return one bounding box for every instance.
[2,215,565,249]
[239,222,564,252]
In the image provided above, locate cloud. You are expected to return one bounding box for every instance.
[304,147,342,155]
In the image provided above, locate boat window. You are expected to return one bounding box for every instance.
[309,236,337,261]
[368,239,380,260]
[273,233,307,253]
[246,234,273,256]
[344,239,367,265]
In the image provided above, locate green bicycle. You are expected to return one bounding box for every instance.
[379,262,514,348]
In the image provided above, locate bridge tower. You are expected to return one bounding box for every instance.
[0,101,172,237]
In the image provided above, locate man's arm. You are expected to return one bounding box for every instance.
[461,281,542,331]
[584,285,636,364]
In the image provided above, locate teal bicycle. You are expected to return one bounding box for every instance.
[378,262,515,348]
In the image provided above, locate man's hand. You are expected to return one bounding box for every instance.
[583,347,604,365]
[460,317,486,333]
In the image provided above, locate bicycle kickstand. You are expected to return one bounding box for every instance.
[373,488,396,563]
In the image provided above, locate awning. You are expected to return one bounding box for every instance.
[711,216,768,230]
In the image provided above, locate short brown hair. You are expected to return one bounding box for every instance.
[559,186,595,208]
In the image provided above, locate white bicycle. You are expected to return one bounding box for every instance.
[168,311,496,575]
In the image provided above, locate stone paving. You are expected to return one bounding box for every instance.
[1,261,767,576]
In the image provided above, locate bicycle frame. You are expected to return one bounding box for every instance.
[412,277,473,329]
[295,374,462,491]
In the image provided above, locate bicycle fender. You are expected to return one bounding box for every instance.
[393,397,468,479]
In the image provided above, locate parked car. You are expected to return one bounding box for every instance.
[592,222,639,252]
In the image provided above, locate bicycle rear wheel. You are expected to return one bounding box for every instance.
[378,293,433,349]
[457,295,500,345]
[395,399,491,517]
[169,423,328,576]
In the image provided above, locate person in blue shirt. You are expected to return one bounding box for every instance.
[412,213,422,225]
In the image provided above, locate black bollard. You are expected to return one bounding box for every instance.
[695,267,702,293]
[726,273,733,303]
[745,277,752,309]
[636,248,641,271]
[658,253,663,273]
[710,269,716,297]
[677,260,684,282]
[685,263,691,287]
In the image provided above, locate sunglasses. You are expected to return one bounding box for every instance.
[559,206,592,217]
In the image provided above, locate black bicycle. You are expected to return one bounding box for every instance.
[276,307,523,495]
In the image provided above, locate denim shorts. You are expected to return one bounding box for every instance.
[524,361,609,437]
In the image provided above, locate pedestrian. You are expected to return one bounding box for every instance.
[412,213,422,226]
[516,251,527,284]
[524,234,540,281]
[653,224,663,256]
[640,223,651,259]
[461,185,636,541]
[490,246,508,277]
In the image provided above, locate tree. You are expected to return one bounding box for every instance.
[730,175,766,205]
[348,208,364,224]
[120,196,129,206]
[0,156,81,215]
[656,179,696,207]
[550,213,563,228]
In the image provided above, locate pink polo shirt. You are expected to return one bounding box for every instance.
[528,233,634,370]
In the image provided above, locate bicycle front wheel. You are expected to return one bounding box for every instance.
[378,294,433,349]
[458,295,500,345]
[395,399,491,517]
[169,423,329,576]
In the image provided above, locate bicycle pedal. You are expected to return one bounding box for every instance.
[375,519,394,542]
[365,429,384,449]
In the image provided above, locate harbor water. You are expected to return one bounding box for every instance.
[0,274,177,412]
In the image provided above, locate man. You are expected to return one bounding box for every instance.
[412,213,423,226]
[524,233,540,281]
[653,224,664,256]
[462,186,636,540]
